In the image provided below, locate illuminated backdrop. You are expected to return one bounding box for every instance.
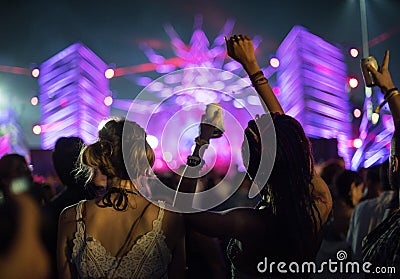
[38,43,110,149]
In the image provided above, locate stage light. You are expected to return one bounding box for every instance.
[146,135,158,149]
[269,57,280,68]
[104,96,113,106]
[31,68,40,78]
[163,151,172,162]
[348,77,359,89]
[105,68,115,79]
[353,138,362,148]
[353,108,362,118]
[30,96,39,106]
[371,112,379,124]
[272,86,280,96]
[32,124,42,135]
[154,159,163,169]
[350,48,359,58]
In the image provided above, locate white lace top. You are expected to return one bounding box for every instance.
[71,200,172,278]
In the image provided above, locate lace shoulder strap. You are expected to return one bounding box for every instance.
[75,200,86,237]
[153,201,165,233]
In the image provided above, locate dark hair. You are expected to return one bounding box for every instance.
[52,137,84,187]
[390,132,400,190]
[0,154,32,196]
[334,170,363,207]
[242,113,320,257]
[380,160,391,191]
[320,161,344,187]
[79,118,154,210]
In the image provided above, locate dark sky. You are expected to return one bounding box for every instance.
[1,0,399,148]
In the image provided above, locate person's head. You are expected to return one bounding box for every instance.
[335,170,364,207]
[389,132,400,190]
[79,118,154,208]
[242,113,319,246]
[52,137,84,187]
[364,164,382,198]
[320,159,345,187]
[0,154,32,196]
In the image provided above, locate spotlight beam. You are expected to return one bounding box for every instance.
[0,65,30,75]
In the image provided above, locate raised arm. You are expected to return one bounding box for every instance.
[368,51,400,124]
[225,35,284,114]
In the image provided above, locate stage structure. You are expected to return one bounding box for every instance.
[276,26,352,168]
[38,43,110,149]
[35,22,370,170]
[351,93,393,170]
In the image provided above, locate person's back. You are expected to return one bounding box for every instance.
[57,118,185,278]
[59,197,184,278]
[347,161,394,261]
[42,137,86,278]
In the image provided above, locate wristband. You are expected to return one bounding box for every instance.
[252,77,269,87]
[249,71,264,81]
[384,87,399,99]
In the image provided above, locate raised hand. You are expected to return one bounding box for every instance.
[367,50,396,93]
[225,35,257,68]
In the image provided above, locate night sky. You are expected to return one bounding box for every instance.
[1,0,399,148]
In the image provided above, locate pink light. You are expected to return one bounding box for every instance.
[350,48,359,58]
[353,108,361,118]
[353,138,363,148]
[30,96,39,106]
[272,86,281,96]
[105,68,115,79]
[360,130,368,139]
[348,77,359,89]
[60,98,68,107]
[104,96,113,106]
[269,57,280,68]
[31,68,40,78]
[154,159,164,169]
[0,65,30,75]
[32,125,42,135]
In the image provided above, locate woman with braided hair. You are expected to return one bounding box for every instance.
[57,118,185,278]
[183,35,332,278]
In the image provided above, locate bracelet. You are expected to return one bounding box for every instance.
[384,87,399,99]
[252,77,269,87]
[375,89,400,114]
[187,155,204,167]
[195,137,209,146]
[249,71,264,81]
[385,90,399,102]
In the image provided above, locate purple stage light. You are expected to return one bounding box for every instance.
[276,26,352,167]
[39,43,110,149]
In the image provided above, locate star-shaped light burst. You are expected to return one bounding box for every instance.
[113,16,274,173]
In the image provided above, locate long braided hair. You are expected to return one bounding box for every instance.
[78,118,155,211]
[242,113,322,258]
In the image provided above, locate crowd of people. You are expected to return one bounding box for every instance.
[0,35,399,278]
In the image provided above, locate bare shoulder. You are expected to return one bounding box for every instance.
[59,201,81,224]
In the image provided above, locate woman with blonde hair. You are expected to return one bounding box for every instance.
[57,119,185,278]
